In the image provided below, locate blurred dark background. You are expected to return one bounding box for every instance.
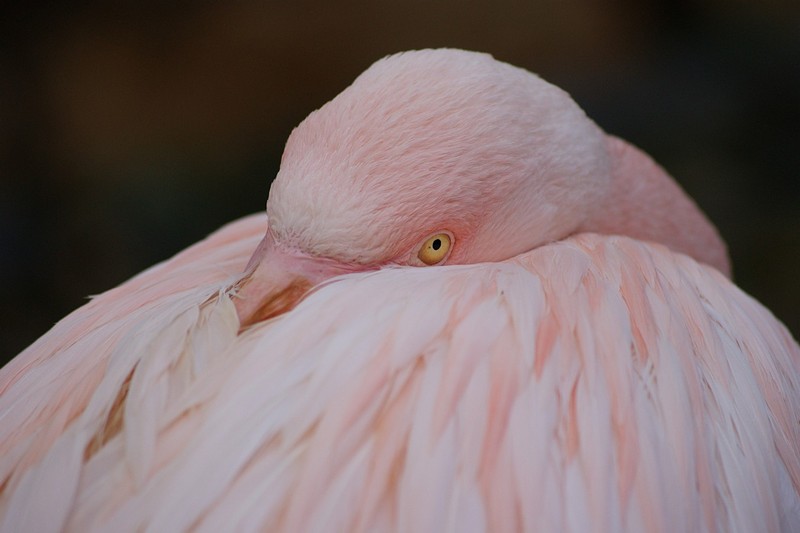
[2,0,799,363]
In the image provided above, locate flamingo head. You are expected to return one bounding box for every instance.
[234,49,722,326]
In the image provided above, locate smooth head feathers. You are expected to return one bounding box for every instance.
[267,49,728,275]
[268,49,611,265]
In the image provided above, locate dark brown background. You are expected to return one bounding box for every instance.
[2,0,799,364]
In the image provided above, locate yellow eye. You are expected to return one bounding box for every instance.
[417,233,452,265]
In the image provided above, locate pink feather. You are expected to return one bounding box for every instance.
[1,49,798,532]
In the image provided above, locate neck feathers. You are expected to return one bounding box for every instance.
[582,136,731,277]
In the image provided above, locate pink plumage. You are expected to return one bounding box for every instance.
[1,49,798,532]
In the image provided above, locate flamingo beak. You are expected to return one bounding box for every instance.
[233,230,353,328]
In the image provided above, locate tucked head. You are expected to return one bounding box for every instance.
[235,48,728,326]
[267,49,610,267]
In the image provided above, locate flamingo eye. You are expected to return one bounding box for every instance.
[417,233,452,265]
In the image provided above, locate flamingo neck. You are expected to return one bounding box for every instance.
[581,136,731,277]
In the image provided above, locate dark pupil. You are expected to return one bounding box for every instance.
[432,239,441,251]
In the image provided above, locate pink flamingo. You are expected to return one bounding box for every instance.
[1,49,799,532]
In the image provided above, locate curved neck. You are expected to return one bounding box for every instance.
[581,136,730,277]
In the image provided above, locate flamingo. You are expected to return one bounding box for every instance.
[1,48,799,532]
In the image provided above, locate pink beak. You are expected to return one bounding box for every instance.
[234,230,360,327]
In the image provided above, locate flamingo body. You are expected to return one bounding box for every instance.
[1,49,799,532]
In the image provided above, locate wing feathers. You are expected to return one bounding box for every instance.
[1,232,798,532]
